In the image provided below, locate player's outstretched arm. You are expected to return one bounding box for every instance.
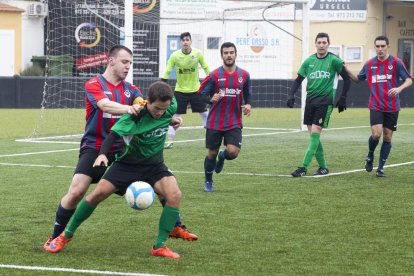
[93,131,121,167]
[97,98,139,115]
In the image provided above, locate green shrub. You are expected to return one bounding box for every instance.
[20,65,45,76]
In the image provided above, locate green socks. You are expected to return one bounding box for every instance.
[154,205,179,249]
[315,141,327,169]
[64,198,96,238]
[302,132,323,169]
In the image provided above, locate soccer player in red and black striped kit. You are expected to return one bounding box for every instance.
[198,42,251,192]
[347,35,412,177]
[44,45,197,250]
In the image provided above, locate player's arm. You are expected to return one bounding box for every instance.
[199,53,210,75]
[389,76,413,96]
[198,74,215,103]
[170,116,183,130]
[93,130,121,167]
[161,54,176,81]
[336,67,351,113]
[242,73,252,116]
[86,82,140,115]
[286,74,305,108]
[343,65,360,83]
[97,98,140,115]
[346,61,368,83]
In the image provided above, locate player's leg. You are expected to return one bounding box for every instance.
[204,129,222,192]
[376,112,398,177]
[292,104,330,177]
[189,92,209,127]
[157,196,198,241]
[200,110,208,127]
[44,149,109,248]
[366,110,384,172]
[151,171,181,259]
[312,105,332,176]
[165,92,188,149]
[44,178,117,253]
[215,128,242,174]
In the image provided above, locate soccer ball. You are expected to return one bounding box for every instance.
[125,181,155,210]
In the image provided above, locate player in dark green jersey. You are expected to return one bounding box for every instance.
[44,81,191,259]
[287,32,350,177]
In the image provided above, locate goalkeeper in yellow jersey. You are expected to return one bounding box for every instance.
[162,32,210,149]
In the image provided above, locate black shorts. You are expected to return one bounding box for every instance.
[370,110,399,131]
[205,128,242,150]
[74,148,117,183]
[102,161,174,195]
[175,91,208,114]
[303,104,333,128]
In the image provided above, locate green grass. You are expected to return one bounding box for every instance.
[0,108,414,275]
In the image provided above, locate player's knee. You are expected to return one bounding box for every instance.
[372,133,382,140]
[166,188,182,207]
[226,149,239,160]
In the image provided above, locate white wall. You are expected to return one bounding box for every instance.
[159,19,295,79]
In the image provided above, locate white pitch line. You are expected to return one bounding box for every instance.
[1,162,412,178]
[0,162,75,169]
[0,148,78,158]
[0,264,167,276]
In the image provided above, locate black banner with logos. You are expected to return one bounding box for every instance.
[46,0,160,78]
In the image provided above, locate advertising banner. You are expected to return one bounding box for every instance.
[47,0,160,78]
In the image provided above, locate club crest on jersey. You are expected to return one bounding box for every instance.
[238,77,243,83]
[388,65,393,70]
[124,89,131,98]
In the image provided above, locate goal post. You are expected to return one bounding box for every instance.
[30,0,310,141]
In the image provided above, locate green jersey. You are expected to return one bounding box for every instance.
[298,52,344,104]
[111,98,177,165]
[162,48,209,93]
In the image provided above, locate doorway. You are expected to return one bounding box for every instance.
[0,30,15,76]
[398,39,414,76]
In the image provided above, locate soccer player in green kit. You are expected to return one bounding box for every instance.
[287,32,351,177]
[162,32,210,148]
[45,81,189,259]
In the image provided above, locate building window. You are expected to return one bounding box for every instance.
[207,37,221,49]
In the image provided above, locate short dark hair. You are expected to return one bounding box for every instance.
[220,42,237,55]
[180,32,191,40]
[315,32,330,44]
[108,45,132,57]
[148,81,174,103]
[375,35,389,45]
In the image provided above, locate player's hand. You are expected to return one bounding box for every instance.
[211,93,221,103]
[170,116,183,130]
[242,104,251,116]
[336,96,347,113]
[388,87,401,96]
[93,154,108,167]
[286,98,295,108]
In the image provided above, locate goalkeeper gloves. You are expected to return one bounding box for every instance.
[286,98,295,108]
[336,96,347,113]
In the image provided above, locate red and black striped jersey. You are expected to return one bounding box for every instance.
[358,55,411,112]
[199,66,251,131]
[81,75,142,152]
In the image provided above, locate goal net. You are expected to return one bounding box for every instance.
[29,0,309,142]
